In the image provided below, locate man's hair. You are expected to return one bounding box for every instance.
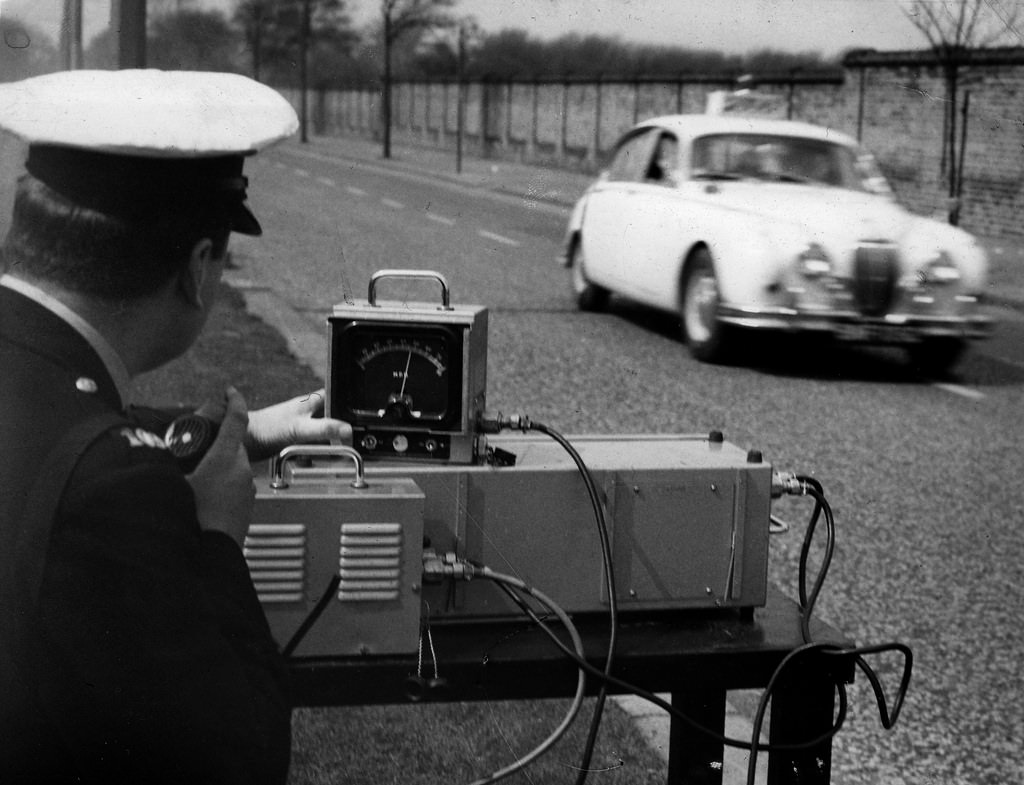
[1,174,233,300]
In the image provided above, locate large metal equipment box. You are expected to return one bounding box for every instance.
[251,433,772,657]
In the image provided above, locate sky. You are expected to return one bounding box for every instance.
[430,0,930,57]
[0,0,955,59]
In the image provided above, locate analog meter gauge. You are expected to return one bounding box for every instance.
[334,324,462,429]
[327,271,488,463]
[348,328,455,424]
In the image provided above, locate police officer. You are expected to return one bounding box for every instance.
[0,70,349,784]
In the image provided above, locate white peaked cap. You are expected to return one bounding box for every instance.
[0,69,299,157]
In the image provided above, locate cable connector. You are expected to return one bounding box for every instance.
[477,411,534,433]
[772,471,811,498]
[422,549,478,581]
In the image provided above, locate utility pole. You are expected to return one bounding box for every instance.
[300,0,311,143]
[113,0,147,68]
[455,22,466,174]
[383,5,393,159]
[60,0,83,70]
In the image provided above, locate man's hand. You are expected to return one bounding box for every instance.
[186,387,255,548]
[245,389,353,462]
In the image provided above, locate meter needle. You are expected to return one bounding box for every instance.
[398,350,412,398]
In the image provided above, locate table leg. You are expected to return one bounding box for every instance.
[766,666,835,784]
[667,688,726,785]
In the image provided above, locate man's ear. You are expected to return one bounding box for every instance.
[178,238,215,309]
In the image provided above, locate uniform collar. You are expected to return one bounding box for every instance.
[0,275,132,404]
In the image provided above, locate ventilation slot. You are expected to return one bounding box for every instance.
[339,522,403,602]
[244,523,306,604]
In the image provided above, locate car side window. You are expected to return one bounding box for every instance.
[606,129,660,183]
[644,134,680,185]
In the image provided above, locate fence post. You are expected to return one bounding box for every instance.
[480,78,490,158]
[503,80,512,155]
[408,81,415,138]
[856,65,866,142]
[424,81,431,143]
[559,79,569,164]
[457,78,465,172]
[314,88,325,134]
[590,76,602,167]
[530,78,539,158]
[442,81,449,142]
[787,69,797,120]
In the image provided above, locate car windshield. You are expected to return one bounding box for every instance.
[690,133,891,194]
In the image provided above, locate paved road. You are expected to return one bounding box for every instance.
[230,139,1024,785]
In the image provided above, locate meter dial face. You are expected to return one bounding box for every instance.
[334,323,463,428]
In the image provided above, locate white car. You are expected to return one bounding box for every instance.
[562,114,993,373]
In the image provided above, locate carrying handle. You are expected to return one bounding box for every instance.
[269,445,367,490]
[368,269,452,309]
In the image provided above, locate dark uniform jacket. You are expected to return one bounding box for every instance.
[0,285,291,784]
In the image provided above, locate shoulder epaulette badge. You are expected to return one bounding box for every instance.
[119,427,168,450]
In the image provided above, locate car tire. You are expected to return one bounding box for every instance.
[680,248,732,363]
[568,239,610,312]
[906,337,967,377]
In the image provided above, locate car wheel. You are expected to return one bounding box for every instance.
[906,337,967,377]
[680,249,732,362]
[568,239,609,312]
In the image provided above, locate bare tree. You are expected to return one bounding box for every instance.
[233,0,352,84]
[380,0,456,158]
[234,0,273,81]
[901,0,1022,223]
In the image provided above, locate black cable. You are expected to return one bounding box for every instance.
[744,641,849,785]
[493,574,849,754]
[526,421,618,785]
[282,573,341,658]
[473,568,588,785]
[794,482,912,727]
[740,478,912,785]
[797,479,833,642]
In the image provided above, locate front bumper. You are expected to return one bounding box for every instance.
[718,304,995,343]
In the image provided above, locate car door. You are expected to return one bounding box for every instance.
[582,128,687,307]
[580,127,660,292]
[618,131,691,308]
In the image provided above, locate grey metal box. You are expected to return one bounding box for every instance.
[248,477,425,656]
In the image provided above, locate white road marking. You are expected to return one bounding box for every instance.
[316,176,336,187]
[281,145,572,218]
[478,229,520,247]
[345,186,367,197]
[294,168,310,177]
[932,382,985,400]
[381,198,405,209]
[992,352,1024,371]
[426,213,456,226]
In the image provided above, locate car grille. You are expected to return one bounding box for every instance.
[852,244,899,316]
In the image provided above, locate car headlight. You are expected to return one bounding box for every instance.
[917,251,961,286]
[797,243,832,278]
